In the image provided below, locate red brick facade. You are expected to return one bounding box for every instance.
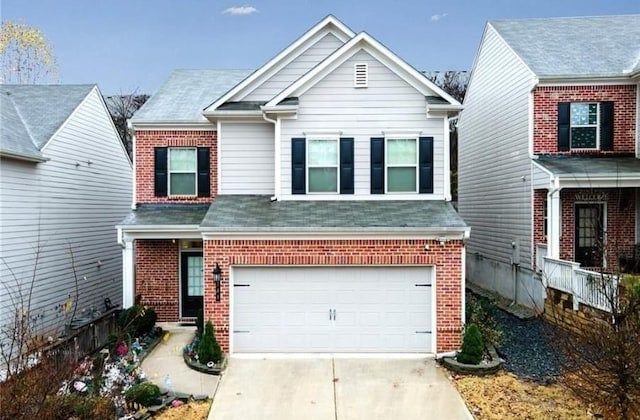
[533,85,637,155]
[135,240,180,321]
[533,188,636,271]
[135,130,217,204]
[202,239,464,353]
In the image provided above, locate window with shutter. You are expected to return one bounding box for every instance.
[558,101,614,151]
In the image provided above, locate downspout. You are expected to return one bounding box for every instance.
[262,112,279,201]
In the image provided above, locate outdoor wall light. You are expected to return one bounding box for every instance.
[213,263,222,302]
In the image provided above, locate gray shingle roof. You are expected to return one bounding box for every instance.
[0,84,94,158]
[131,69,252,122]
[535,156,640,177]
[490,15,640,78]
[118,204,210,227]
[200,195,467,232]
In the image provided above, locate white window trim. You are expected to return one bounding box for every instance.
[168,147,198,197]
[384,137,419,194]
[306,137,340,194]
[570,102,600,151]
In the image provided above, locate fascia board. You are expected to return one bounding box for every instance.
[201,228,470,241]
[203,16,355,113]
[0,150,48,163]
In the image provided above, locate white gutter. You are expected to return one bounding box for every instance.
[0,150,48,163]
[262,112,281,201]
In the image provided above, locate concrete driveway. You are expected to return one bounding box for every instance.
[208,358,472,420]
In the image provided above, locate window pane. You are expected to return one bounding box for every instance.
[388,167,416,192]
[570,103,597,126]
[387,139,416,165]
[171,173,196,195]
[170,149,196,171]
[187,256,203,296]
[308,140,337,165]
[309,167,337,192]
[571,127,597,148]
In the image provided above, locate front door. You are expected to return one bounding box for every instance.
[181,252,203,318]
[575,204,604,267]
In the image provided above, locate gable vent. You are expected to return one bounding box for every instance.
[354,63,368,88]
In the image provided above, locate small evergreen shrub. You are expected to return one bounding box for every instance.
[457,323,484,365]
[196,308,204,337]
[198,320,223,365]
[124,381,161,407]
[465,294,502,346]
[118,305,157,337]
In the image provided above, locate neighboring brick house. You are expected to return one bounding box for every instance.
[458,15,640,309]
[117,16,468,355]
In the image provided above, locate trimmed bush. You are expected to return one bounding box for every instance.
[118,305,157,337]
[198,320,223,365]
[457,323,484,365]
[465,294,502,346]
[124,381,161,407]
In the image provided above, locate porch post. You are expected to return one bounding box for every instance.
[547,188,561,259]
[122,237,135,308]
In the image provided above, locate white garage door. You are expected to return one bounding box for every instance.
[232,266,433,353]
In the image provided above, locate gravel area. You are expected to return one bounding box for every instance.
[493,309,560,382]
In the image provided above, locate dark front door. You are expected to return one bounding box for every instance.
[181,252,203,318]
[575,204,604,267]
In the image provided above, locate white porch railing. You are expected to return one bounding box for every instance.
[535,244,547,272]
[543,256,618,312]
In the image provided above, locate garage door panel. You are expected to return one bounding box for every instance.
[233,266,433,353]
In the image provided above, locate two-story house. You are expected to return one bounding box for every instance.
[1,84,132,346]
[117,16,468,355]
[458,15,640,310]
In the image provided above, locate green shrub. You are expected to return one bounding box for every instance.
[457,323,484,365]
[465,295,502,346]
[196,308,204,337]
[124,381,161,407]
[118,305,157,337]
[198,320,223,365]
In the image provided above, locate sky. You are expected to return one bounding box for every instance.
[2,0,639,95]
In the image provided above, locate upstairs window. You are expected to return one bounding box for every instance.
[307,139,339,193]
[291,137,354,195]
[169,148,197,195]
[558,102,613,152]
[386,139,417,193]
[154,147,210,197]
[570,103,599,149]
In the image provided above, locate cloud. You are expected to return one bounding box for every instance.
[430,13,448,22]
[222,6,258,16]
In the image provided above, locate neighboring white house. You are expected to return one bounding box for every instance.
[0,84,133,344]
[458,15,640,310]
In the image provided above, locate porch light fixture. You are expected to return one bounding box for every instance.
[213,263,222,302]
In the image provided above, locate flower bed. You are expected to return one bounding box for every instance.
[183,333,225,375]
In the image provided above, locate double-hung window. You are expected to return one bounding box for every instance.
[169,148,197,196]
[557,101,613,152]
[386,138,418,193]
[307,138,339,193]
[570,103,599,149]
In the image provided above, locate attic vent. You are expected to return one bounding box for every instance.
[354,63,368,88]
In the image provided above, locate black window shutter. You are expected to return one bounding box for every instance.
[197,147,210,197]
[291,138,306,194]
[557,102,570,151]
[154,147,168,197]
[419,137,434,194]
[370,137,385,194]
[600,101,614,151]
[340,138,354,194]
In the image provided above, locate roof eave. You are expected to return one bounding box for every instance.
[536,74,635,84]
[0,150,48,163]
[129,120,216,130]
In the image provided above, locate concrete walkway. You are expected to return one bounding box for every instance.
[208,357,473,420]
[140,323,219,397]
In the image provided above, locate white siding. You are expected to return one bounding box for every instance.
[279,49,446,200]
[0,88,132,339]
[219,122,275,194]
[457,25,536,268]
[243,33,345,102]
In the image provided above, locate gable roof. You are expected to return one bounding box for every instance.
[203,15,355,114]
[131,69,251,123]
[266,32,462,108]
[490,15,640,78]
[0,84,93,161]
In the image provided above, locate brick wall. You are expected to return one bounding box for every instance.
[135,130,217,204]
[543,288,609,334]
[533,189,547,269]
[533,85,637,155]
[203,239,464,353]
[135,240,180,321]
